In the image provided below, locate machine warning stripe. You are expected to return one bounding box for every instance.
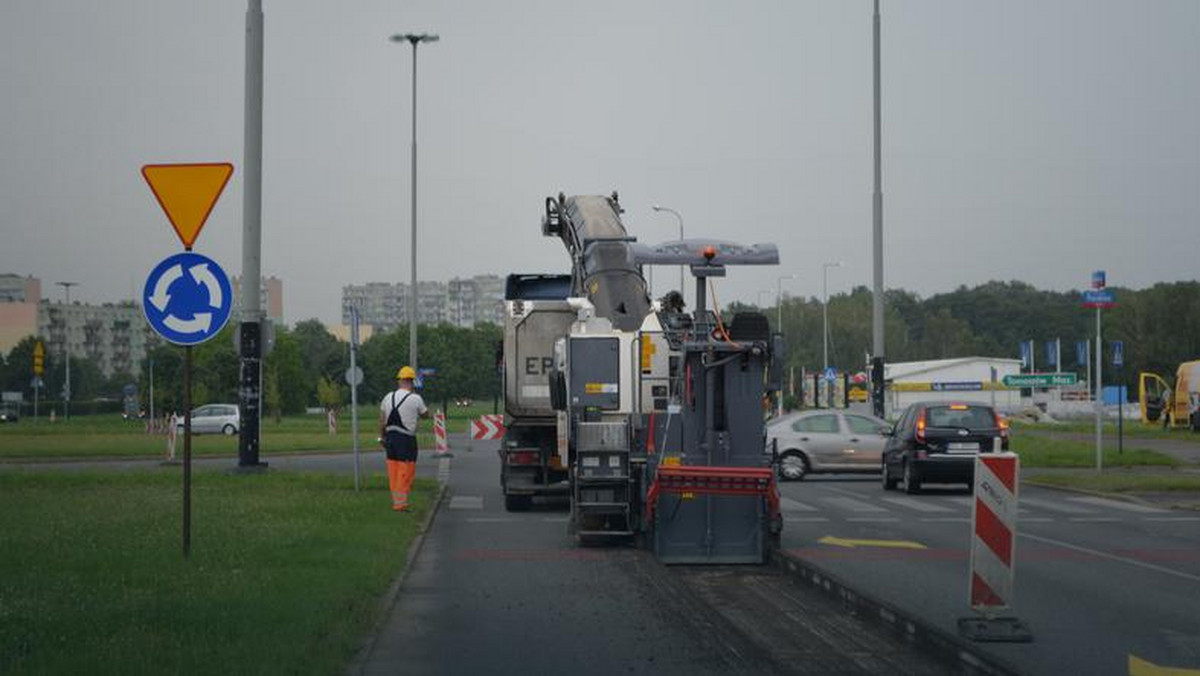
[974,497,1013,566]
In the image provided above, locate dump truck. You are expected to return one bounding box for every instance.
[1139,361,1200,431]
[498,274,577,510]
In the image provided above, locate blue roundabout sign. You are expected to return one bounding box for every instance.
[142,252,233,346]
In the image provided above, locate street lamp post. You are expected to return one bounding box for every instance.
[55,281,78,421]
[390,31,439,372]
[822,262,843,372]
[776,274,797,333]
[651,205,685,305]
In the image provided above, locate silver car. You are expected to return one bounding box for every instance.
[178,404,240,435]
[767,410,891,480]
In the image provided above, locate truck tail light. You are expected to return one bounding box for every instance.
[507,451,539,466]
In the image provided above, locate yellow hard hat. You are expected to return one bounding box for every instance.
[397,366,417,380]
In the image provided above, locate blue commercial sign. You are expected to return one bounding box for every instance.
[1112,340,1124,368]
[1081,289,1116,308]
[1076,340,1087,367]
[1045,341,1057,367]
[1091,270,1106,289]
[142,252,233,346]
[1019,341,1032,369]
[931,381,983,392]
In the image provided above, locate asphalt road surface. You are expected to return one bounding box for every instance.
[354,439,962,676]
[778,476,1200,675]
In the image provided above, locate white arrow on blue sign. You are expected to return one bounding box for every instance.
[142,252,233,346]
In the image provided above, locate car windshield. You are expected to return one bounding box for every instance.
[925,406,994,429]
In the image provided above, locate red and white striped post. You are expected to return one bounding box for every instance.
[959,451,1032,641]
[434,409,450,457]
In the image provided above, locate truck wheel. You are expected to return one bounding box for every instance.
[505,494,532,512]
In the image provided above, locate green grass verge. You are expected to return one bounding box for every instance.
[0,470,436,675]
[1026,472,1200,493]
[0,403,498,460]
[1011,419,1196,441]
[1010,434,1179,468]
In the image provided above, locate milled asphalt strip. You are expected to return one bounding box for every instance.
[345,467,450,676]
[772,550,1019,676]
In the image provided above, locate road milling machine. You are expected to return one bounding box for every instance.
[500,191,784,564]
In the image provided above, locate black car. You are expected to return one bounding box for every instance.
[881,401,1009,493]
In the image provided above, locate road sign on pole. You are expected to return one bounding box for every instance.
[142,252,233,346]
[142,161,234,559]
[141,163,234,249]
[1002,373,1078,388]
[1112,340,1123,368]
[32,340,44,375]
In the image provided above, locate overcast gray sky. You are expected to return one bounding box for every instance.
[2,0,1197,325]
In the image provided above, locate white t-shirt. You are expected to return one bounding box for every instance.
[380,388,428,436]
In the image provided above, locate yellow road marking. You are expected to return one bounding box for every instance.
[1130,654,1200,676]
[817,535,927,550]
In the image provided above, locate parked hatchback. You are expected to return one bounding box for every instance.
[766,410,892,481]
[177,404,240,435]
[881,401,1009,493]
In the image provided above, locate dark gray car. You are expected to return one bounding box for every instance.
[767,410,891,480]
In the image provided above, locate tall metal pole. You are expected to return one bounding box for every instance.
[55,281,78,421]
[350,307,362,491]
[822,262,841,372]
[391,33,439,370]
[183,344,193,558]
[238,0,266,469]
[1095,307,1103,471]
[870,0,886,419]
[409,40,419,371]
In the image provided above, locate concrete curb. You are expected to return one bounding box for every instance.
[343,481,448,676]
[771,549,1022,676]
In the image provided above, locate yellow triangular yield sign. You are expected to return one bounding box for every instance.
[141,163,234,248]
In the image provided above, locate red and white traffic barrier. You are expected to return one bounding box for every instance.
[471,414,505,441]
[434,410,449,456]
[969,452,1019,612]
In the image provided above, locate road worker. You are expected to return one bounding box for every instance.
[379,366,429,511]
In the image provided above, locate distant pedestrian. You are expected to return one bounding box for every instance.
[379,366,429,511]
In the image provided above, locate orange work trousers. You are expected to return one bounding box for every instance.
[386,459,416,511]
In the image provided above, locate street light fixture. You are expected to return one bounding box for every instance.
[55,281,78,421]
[651,204,685,305]
[390,31,439,372]
[822,262,843,372]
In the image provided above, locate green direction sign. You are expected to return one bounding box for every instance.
[1002,372,1079,388]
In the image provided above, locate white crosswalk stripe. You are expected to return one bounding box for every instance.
[780,496,819,512]
[449,495,484,510]
[1019,496,1094,514]
[1067,496,1166,514]
[822,496,887,512]
[880,496,954,513]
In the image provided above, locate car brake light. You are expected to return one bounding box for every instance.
[995,412,1009,439]
[507,451,539,466]
[916,410,927,443]
[950,404,968,410]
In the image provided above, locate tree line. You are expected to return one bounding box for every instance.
[0,320,502,418]
[752,280,1200,387]
[2,279,1197,415]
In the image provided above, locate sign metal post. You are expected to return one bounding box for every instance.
[141,162,235,558]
